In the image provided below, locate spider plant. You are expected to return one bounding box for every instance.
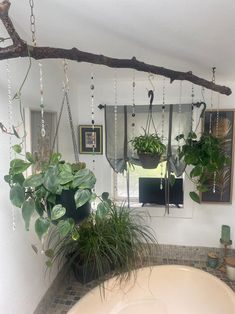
[46,195,157,295]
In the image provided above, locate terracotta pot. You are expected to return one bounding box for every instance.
[138,153,161,169]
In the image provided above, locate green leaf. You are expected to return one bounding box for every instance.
[45,249,54,259]
[35,199,44,216]
[12,144,22,154]
[23,173,44,188]
[50,153,62,164]
[51,204,66,220]
[74,189,91,208]
[35,217,50,240]
[72,169,96,189]
[45,260,53,268]
[190,166,203,178]
[12,174,25,186]
[96,200,110,218]
[22,198,35,230]
[101,192,109,201]
[26,152,35,163]
[57,219,74,237]
[71,228,80,241]
[4,175,11,183]
[10,184,25,207]
[43,165,59,193]
[10,159,31,174]
[59,171,74,185]
[189,191,201,203]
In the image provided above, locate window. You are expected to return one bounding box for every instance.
[114,162,184,207]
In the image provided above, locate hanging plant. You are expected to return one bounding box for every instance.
[130,89,166,169]
[131,129,166,169]
[176,131,230,203]
[4,147,96,240]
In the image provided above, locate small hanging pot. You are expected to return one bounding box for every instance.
[138,152,161,169]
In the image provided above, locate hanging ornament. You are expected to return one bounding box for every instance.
[39,63,46,138]
[131,70,136,157]
[6,60,16,231]
[191,84,195,131]
[90,65,96,210]
[114,71,118,198]
[160,78,166,190]
[178,81,182,149]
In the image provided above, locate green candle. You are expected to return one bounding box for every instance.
[221,225,231,244]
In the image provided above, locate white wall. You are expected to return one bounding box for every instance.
[75,74,235,249]
[0,59,78,314]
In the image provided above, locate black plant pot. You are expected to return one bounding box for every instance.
[138,153,161,169]
[56,189,91,224]
[72,260,112,284]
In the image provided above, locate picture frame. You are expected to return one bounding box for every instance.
[201,109,234,203]
[78,125,103,154]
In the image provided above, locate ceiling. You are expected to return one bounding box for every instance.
[5,0,235,82]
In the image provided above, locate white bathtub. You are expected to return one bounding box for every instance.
[68,265,235,314]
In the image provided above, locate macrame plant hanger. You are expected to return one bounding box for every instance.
[51,60,79,163]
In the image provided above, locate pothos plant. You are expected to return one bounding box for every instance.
[4,145,96,241]
[176,131,230,203]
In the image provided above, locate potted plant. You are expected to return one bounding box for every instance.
[131,130,166,169]
[176,131,230,203]
[46,193,157,290]
[4,146,96,240]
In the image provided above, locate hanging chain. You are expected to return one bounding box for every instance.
[6,60,16,231]
[209,67,216,134]
[160,78,166,190]
[191,84,195,131]
[114,71,118,197]
[131,70,136,157]
[211,67,217,193]
[39,63,46,138]
[90,66,96,210]
[29,0,37,47]
[178,81,182,146]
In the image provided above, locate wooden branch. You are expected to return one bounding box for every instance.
[0,1,232,96]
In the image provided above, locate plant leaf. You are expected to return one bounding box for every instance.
[23,173,44,188]
[26,152,35,163]
[10,184,25,207]
[101,192,109,201]
[43,165,59,193]
[12,144,22,154]
[45,249,54,259]
[189,191,201,203]
[10,159,31,174]
[57,219,73,237]
[51,204,66,220]
[22,198,35,230]
[71,228,80,241]
[35,217,50,240]
[74,189,91,208]
[72,169,96,189]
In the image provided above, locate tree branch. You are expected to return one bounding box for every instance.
[0,1,232,96]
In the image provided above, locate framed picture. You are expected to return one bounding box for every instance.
[201,109,234,203]
[78,125,103,154]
